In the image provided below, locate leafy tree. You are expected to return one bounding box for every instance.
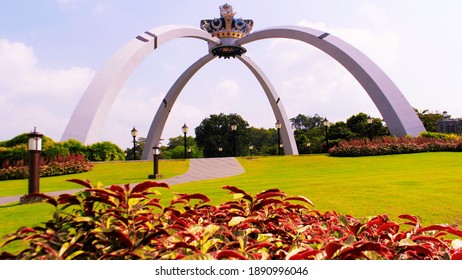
[415,109,444,132]
[290,114,327,154]
[290,113,324,131]
[195,113,250,157]
[88,141,125,161]
[347,113,389,139]
[248,127,278,155]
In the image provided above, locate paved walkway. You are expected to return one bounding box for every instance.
[0,157,245,205]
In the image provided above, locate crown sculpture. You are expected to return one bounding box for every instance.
[201,3,253,58]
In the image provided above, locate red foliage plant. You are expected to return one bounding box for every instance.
[1,180,462,260]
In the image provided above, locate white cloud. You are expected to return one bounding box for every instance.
[0,39,94,141]
[0,39,94,98]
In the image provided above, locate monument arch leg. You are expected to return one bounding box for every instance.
[237,26,425,137]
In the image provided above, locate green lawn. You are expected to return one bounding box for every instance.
[166,152,462,227]
[1,152,462,253]
[0,159,189,197]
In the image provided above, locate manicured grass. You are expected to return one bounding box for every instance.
[166,152,462,227]
[2,153,462,253]
[0,159,189,197]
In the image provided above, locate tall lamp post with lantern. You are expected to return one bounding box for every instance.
[323,118,330,152]
[21,127,43,204]
[182,123,189,159]
[148,146,161,179]
[131,126,138,160]
[275,120,282,155]
[231,122,237,157]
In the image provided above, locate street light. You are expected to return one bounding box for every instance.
[218,146,223,156]
[131,126,138,160]
[21,127,43,204]
[367,115,373,141]
[187,147,192,158]
[323,118,330,152]
[249,145,254,157]
[231,121,237,157]
[182,123,189,159]
[306,142,311,154]
[148,146,161,179]
[275,120,282,155]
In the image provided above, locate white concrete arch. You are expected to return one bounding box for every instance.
[237,26,425,137]
[141,54,298,159]
[61,25,220,144]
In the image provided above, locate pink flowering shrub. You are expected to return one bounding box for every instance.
[329,135,462,157]
[0,154,93,180]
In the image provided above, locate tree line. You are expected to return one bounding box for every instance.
[147,110,442,159]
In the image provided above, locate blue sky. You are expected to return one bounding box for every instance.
[1,0,462,149]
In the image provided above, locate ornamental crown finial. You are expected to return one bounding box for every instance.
[200,4,253,40]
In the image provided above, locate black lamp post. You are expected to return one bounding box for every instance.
[218,146,223,157]
[187,147,192,158]
[131,126,138,160]
[367,115,373,141]
[148,146,160,179]
[306,142,311,154]
[249,145,254,157]
[28,127,42,195]
[275,120,282,155]
[21,127,43,204]
[323,118,330,152]
[182,123,189,159]
[231,121,237,157]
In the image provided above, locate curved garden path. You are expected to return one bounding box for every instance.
[0,157,244,205]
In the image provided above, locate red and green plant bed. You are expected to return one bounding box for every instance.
[329,135,462,157]
[0,154,93,180]
[1,180,461,260]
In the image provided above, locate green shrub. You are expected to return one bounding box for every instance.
[88,142,125,161]
[1,181,461,260]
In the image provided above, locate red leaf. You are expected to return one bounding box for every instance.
[250,198,283,212]
[57,194,81,206]
[451,249,462,260]
[21,193,57,207]
[245,242,275,252]
[131,181,169,194]
[377,222,400,235]
[325,242,343,259]
[402,245,433,257]
[284,196,315,207]
[398,214,419,225]
[222,186,253,202]
[256,189,286,200]
[171,242,201,253]
[417,225,462,237]
[66,179,93,189]
[215,250,249,260]
[146,198,163,209]
[366,214,388,228]
[289,249,321,260]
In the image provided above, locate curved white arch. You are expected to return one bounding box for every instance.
[61,25,220,144]
[141,54,298,159]
[237,26,425,137]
